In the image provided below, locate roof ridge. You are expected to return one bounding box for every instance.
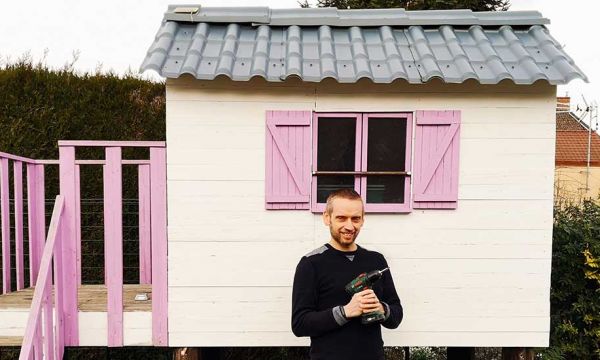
[163,6,550,27]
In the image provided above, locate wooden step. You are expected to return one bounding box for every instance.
[0,336,22,346]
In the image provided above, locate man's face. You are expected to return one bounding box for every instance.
[323,197,364,248]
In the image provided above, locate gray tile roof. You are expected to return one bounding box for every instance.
[140,6,587,85]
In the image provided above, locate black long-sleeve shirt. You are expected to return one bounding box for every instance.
[291,243,403,360]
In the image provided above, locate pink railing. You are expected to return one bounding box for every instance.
[0,152,45,295]
[19,195,65,360]
[54,141,168,347]
[1,140,168,352]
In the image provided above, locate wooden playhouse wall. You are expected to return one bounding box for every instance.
[165,77,556,347]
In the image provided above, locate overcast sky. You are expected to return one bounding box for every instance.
[0,0,597,121]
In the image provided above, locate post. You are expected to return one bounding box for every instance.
[36,165,46,287]
[1,157,11,294]
[27,164,46,287]
[174,348,199,360]
[150,147,168,346]
[27,164,38,286]
[43,267,55,360]
[75,165,82,285]
[26,163,43,359]
[53,210,65,359]
[447,347,475,360]
[104,147,124,347]
[33,325,42,360]
[502,348,535,360]
[138,164,152,284]
[58,145,79,345]
[585,104,596,193]
[14,161,24,290]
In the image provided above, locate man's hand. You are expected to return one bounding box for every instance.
[343,289,383,318]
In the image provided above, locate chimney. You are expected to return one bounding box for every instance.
[557,96,571,112]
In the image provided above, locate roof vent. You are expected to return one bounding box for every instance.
[173,6,200,14]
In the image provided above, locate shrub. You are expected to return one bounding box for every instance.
[541,200,600,358]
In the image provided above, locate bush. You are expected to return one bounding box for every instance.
[541,200,600,359]
[0,56,165,158]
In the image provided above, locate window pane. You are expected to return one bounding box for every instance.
[367,118,406,171]
[366,176,405,203]
[317,176,355,203]
[317,117,356,171]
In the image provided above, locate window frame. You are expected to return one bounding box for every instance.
[311,112,413,213]
[311,113,362,213]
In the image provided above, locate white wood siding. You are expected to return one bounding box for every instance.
[165,77,556,347]
[78,312,153,346]
[0,309,152,346]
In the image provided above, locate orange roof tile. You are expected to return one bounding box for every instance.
[556,112,587,131]
[555,131,600,166]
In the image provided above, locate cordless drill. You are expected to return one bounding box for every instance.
[344,268,389,324]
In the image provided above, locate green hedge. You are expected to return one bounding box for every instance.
[0,59,165,157]
[542,200,600,359]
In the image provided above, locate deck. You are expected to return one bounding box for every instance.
[0,284,152,312]
[1,142,167,357]
[0,285,152,346]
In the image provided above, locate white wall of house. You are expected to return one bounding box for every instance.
[165,76,556,347]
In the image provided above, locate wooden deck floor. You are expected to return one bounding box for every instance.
[0,336,22,346]
[0,284,152,312]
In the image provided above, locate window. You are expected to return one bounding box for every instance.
[311,113,413,213]
[265,110,459,211]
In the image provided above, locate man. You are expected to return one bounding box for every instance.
[291,188,403,360]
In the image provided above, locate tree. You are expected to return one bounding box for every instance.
[299,0,510,11]
[544,200,600,359]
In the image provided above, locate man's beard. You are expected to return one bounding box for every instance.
[330,226,359,247]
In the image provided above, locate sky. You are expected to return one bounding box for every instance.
[0,0,598,125]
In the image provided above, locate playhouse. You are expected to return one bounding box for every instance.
[0,5,588,358]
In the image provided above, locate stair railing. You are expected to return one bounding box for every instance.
[19,195,66,360]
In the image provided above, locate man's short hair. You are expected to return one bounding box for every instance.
[325,188,363,214]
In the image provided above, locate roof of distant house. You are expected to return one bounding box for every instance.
[555,112,600,166]
[556,130,600,167]
[557,112,589,131]
[140,6,587,84]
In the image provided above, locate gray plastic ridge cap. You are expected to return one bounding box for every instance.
[475,10,549,25]
[165,6,270,23]
[163,6,549,26]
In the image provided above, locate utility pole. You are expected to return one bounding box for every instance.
[586,104,592,191]
[581,97,598,194]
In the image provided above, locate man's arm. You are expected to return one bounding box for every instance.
[291,257,347,337]
[379,257,403,329]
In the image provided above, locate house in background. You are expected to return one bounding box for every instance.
[0,5,589,359]
[555,96,600,203]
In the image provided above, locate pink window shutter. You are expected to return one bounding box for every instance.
[413,110,461,209]
[265,110,311,210]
